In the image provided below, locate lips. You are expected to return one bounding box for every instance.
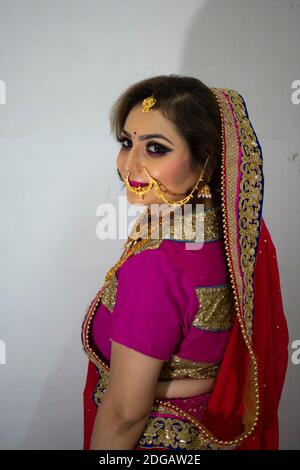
[128,179,149,187]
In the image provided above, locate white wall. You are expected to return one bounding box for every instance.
[0,0,299,449]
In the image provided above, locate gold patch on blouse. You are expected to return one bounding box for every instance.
[129,205,224,243]
[162,205,224,242]
[179,205,224,242]
[159,355,220,380]
[100,273,117,313]
[193,283,235,331]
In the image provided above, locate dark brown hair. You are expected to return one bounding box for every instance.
[110,74,222,202]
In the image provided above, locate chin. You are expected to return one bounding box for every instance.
[126,191,146,205]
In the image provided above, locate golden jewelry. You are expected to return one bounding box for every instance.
[196,176,212,199]
[124,168,155,199]
[124,155,210,207]
[142,94,156,112]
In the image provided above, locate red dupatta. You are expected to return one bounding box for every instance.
[82,87,289,450]
[198,88,289,449]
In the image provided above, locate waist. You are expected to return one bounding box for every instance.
[155,376,216,399]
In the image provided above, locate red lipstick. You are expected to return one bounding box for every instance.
[128,180,149,187]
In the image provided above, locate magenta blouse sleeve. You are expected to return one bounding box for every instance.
[110,249,190,361]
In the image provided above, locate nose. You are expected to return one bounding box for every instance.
[124,145,143,175]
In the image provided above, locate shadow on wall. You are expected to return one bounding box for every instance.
[180,0,299,141]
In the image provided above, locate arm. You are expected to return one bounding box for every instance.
[90,340,165,450]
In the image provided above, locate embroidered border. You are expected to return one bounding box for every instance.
[193,283,235,331]
[226,89,263,339]
[159,355,220,380]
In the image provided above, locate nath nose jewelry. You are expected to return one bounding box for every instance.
[124,167,155,199]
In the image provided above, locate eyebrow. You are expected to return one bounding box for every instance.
[121,128,174,145]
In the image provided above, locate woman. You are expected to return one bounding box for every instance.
[81,75,289,450]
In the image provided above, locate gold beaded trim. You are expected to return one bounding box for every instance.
[159,355,220,380]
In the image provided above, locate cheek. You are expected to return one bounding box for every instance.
[116,152,123,170]
[154,158,191,186]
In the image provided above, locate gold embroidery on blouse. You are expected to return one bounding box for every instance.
[182,205,223,242]
[100,273,117,312]
[169,205,224,242]
[159,354,220,380]
[129,205,224,243]
[193,283,235,331]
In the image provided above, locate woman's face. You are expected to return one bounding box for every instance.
[116,104,200,207]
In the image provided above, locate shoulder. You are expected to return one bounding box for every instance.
[116,242,182,283]
[115,243,198,311]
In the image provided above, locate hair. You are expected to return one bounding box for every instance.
[110,74,222,203]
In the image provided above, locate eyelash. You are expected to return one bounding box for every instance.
[117,137,171,157]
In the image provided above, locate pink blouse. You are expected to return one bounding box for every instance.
[91,206,235,375]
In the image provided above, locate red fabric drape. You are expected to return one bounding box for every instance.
[201,217,289,449]
[83,359,99,450]
[239,218,289,449]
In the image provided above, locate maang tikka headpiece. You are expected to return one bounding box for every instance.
[124,93,212,206]
[141,94,156,112]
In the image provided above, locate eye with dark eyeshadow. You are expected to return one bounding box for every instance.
[116,136,172,157]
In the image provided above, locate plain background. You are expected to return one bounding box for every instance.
[0,0,299,449]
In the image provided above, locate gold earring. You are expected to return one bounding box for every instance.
[196,182,212,199]
[196,159,212,199]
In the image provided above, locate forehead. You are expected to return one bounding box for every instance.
[124,105,180,141]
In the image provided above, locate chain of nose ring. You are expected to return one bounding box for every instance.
[124,160,210,207]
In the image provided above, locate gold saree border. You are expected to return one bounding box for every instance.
[210,87,263,446]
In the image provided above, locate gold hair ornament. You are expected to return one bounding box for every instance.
[141,94,156,112]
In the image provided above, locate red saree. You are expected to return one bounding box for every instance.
[82,87,289,450]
